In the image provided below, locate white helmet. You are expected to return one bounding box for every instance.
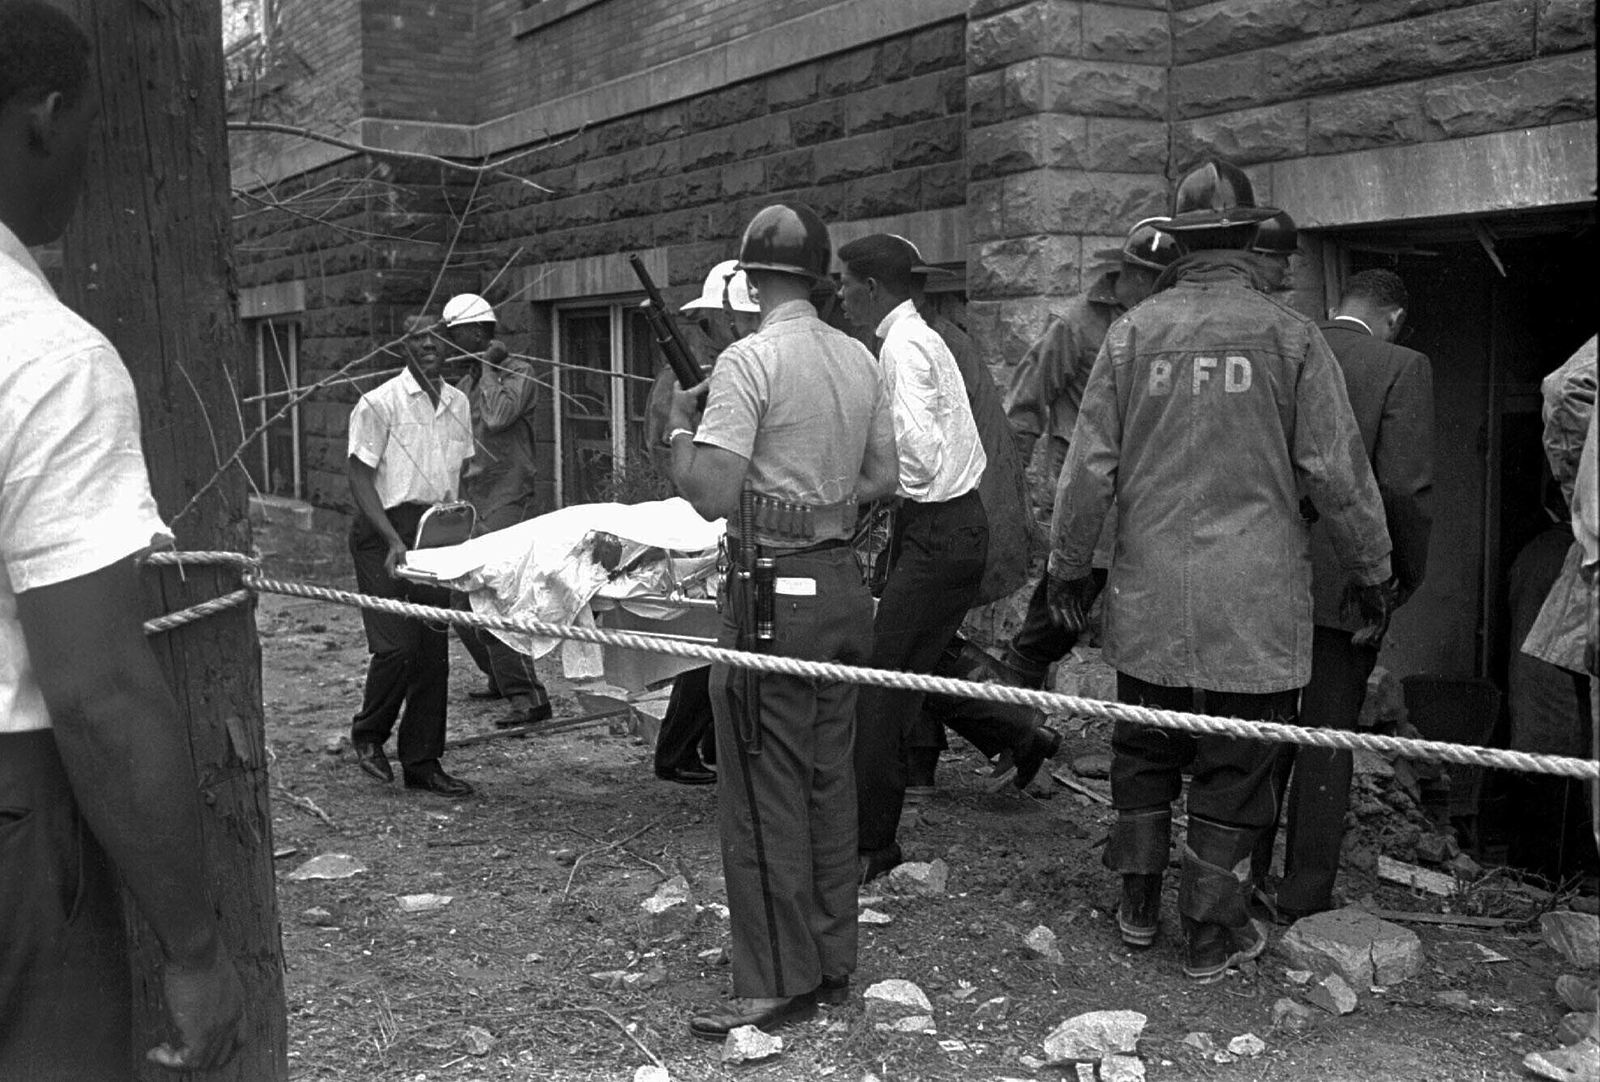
[442,293,495,327]
[680,259,759,314]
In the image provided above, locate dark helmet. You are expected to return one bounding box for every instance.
[1165,159,1279,233]
[1092,216,1181,272]
[737,203,831,282]
[1251,210,1299,255]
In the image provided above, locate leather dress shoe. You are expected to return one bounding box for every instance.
[656,763,717,786]
[466,682,502,700]
[496,696,553,729]
[353,741,393,783]
[403,766,475,798]
[689,993,816,1040]
[816,975,849,1006]
[1011,726,1062,790]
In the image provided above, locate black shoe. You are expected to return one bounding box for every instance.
[1012,726,1062,790]
[999,645,1050,690]
[467,682,502,700]
[496,698,553,730]
[688,993,817,1040]
[656,763,717,786]
[1118,873,1162,948]
[858,843,903,885]
[1183,917,1268,983]
[403,766,475,798]
[816,975,850,1006]
[353,741,393,783]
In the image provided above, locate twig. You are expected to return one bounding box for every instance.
[1361,908,1520,929]
[1049,770,1112,805]
[562,817,665,899]
[556,1006,664,1069]
[228,121,556,193]
[274,777,339,830]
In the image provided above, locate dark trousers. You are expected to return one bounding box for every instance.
[854,490,988,853]
[1009,567,1110,672]
[655,666,716,772]
[452,500,548,706]
[1110,672,1296,829]
[910,634,1039,759]
[350,504,451,770]
[712,546,873,998]
[1256,626,1376,912]
[0,732,131,1082]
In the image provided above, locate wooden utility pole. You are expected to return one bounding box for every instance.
[55,1,287,1079]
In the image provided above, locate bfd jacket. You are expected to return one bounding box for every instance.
[1049,252,1393,694]
[1308,321,1435,630]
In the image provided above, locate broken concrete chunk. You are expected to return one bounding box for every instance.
[1024,925,1064,963]
[1100,1054,1146,1082]
[1227,1033,1266,1057]
[397,893,452,913]
[859,908,893,926]
[1555,1012,1597,1046]
[1042,1010,1147,1064]
[1280,907,1423,988]
[1433,990,1472,1010]
[974,996,1011,1021]
[460,1025,495,1056]
[697,947,728,966]
[641,875,695,933]
[633,1067,671,1082]
[864,979,932,1018]
[721,1025,782,1064]
[1541,911,1600,969]
[1284,968,1313,985]
[1181,1031,1215,1053]
[1272,997,1316,1032]
[587,970,628,990]
[1448,853,1482,879]
[1305,973,1359,1015]
[887,859,949,895]
[1413,833,1453,864]
[286,853,366,880]
[300,907,336,927]
[884,1014,936,1034]
[622,967,666,991]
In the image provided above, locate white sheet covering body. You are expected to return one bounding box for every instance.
[400,497,724,677]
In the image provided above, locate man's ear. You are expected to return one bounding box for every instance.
[22,91,67,156]
[1388,307,1407,341]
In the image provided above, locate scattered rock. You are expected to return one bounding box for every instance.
[697,947,728,966]
[860,908,893,926]
[1433,990,1472,1010]
[974,996,1011,1021]
[641,875,696,934]
[549,848,578,865]
[1542,912,1600,969]
[883,1015,936,1034]
[1228,1033,1266,1057]
[1351,749,1395,780]
[1071,753,1112,779]
[1449,853,1482,879]
[1212,1050,1238,1065]
[1272,997,1316,1032]
[460,1026,495,1056]
[1181,1032,1215,1053]
[1024,925,1064,963]
[864,979,932,1019]
[1284,968,1313,985]
[1280,907,1424,987]
[489,847,511,860]
[587,970,628,990]
[1042,1010,1147,1064]
[285,853,366,881]
[1305,973,1359,1015]
[397,893,452,913]
[721,1025,782,1064]
[623,967,666,991]
[633,1067,671,1082]
[1413,833,1453,864]
[1523,1038,1600,1082]
[938,1039,968,1053]
[887,859,949,896]
[1556,1013,1597,1046]
[1100,1055,1146,1082]
[320,733,346,755]
[300,907,336,927]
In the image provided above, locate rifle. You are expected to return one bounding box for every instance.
[628,255,704,390]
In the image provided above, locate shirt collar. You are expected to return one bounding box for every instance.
[399,366,431,397]
[759,298,815,328]
[0,220,52,290]
[874,298,919,340]
[1332,314,1374,335]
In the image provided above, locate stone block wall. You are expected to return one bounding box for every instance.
[964,0,1170,371]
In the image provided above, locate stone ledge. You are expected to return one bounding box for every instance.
[510,0,607,38]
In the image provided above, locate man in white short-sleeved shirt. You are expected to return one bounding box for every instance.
[0,3,246,1076]
[344,318,476,797]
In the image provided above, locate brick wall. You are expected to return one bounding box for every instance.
[362,0,480,123]
[1170,0,1595,175]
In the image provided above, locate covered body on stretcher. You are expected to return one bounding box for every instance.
[396,497,724,688]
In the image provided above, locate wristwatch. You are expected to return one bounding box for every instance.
[666,427,695,445]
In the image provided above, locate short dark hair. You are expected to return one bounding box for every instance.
[0,1,91,111]
[1342,268,1409,310]
[836,234,916,298]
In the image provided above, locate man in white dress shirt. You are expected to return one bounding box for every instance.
[836,233,988,880]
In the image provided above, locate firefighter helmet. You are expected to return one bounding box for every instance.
[736,203,831,282]
[680,259,760,313]
[1092,216,1181,272]
[1165,159,1279,232]
[1251,210,1299,255]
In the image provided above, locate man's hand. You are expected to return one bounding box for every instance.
[484,338,509,367]
[145,951,246,1072]
[383,536,408,578]
[1047,570,1102,632]
[667,379,709,434]
[1343,576,1397,650]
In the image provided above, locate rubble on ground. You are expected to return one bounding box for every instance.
[641,875,695,933]
[1272,997,1317,1032]
[460,1025,495,1056]
[1024,924,1064,962]
[285,853,366,880]
[1280,907,1423,988]
[1228,1033,1266,1057]
[1041,1009,1146,1065]
[1542,911,1600,969]
[1305,973,1360,1015]
[864,979,932,1019]
[887,859,949,895]
[721,1025,782,1064]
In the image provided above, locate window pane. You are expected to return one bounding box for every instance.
[262,322,299,496]
[558,308,613,505]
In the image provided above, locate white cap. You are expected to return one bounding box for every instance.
[442,293,495,327]
[680,259,759,314]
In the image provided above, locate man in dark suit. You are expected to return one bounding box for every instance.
[1256,268,1435,919]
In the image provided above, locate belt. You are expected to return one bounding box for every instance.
[746,493,857,543]
[725,535,850,563]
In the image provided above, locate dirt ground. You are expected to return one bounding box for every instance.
[252,517,1588,1082]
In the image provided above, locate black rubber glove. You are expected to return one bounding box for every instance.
[1047,570,1102,633]
[1343,576,1397,650]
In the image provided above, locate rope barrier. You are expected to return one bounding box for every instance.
[130,550,1598,781]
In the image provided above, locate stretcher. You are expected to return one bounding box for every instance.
[397,497,724,692]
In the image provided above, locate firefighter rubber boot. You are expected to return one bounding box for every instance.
[1180,816,1269,983]
[1103,807,1171,948]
